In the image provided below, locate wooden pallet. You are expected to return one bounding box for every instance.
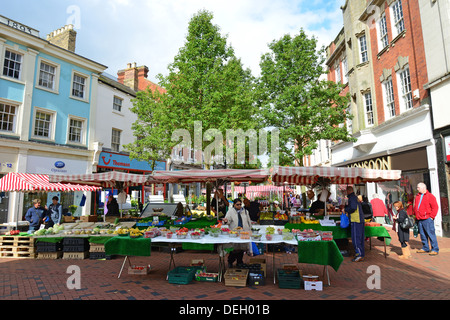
[63,251,89,260]
[0,236,34,247]
[37,252,63,259]
[0,246,35,254]
[0,250,36,259]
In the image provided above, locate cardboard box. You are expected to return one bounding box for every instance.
[128,265,151,275]
[304,280,323,291]
[190,259,204,266]
[249,257,267,278]
[80,215,97,222]
[64,216,75,223]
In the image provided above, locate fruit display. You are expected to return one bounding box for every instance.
[114,227,130,236]
[274,212,288,220]
[259,211,272,221]
[299,216,320,225]
[129,228,144,238]
[240,231,250,239]
[265,226,275,234]
[229,231,239,238]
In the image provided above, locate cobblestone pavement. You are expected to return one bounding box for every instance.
[0,229,448,307]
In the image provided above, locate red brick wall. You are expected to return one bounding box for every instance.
[370,0,428,124]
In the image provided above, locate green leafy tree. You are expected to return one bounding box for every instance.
[257,29,354,166]
[125,10,258,169]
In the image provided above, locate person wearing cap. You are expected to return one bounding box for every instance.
[273,200,281,212]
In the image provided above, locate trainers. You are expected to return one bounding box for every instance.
[416,249,429,253]
[429,251,439,256]
[352,256,364,262]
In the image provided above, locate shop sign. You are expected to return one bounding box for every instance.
[26,155,87,174]
[445,136,450,163]
[98,151,166,171]
[347,156,391,170]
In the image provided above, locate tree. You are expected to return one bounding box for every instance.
[257,29,354,166]
[125,10,258,169]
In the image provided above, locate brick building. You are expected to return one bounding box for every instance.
[327,0,443,236]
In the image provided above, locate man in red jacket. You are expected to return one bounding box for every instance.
[370,194,388,224]
[413,182,439,255]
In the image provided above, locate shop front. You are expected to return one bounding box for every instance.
[96,151,166,207]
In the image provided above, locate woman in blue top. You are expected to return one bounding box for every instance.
[25,199,48,233]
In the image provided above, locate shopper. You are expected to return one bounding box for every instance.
[392,201,411,259]
[370,194,388,224]
[413,182,439,255]
[309,193,325,214]
[47,196,63,227]
[25,199,48,233]
[211,188,229,218]
[343,186,365,262]
[243,198,260,223]
[106,194,120,216]
[222,198,253,267]
[358,195,373,220]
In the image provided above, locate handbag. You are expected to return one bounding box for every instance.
[400,216,414,229]
[340,212,349,228]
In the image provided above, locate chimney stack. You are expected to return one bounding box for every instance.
[117,63,149,92]
[46,24,77,52]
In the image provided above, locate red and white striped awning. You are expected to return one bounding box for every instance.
[151,169,269,184]
[49,171,151,189]
[0,173,100,192]
[272,166,402,186]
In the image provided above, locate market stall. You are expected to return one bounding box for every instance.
[0,172,100,231]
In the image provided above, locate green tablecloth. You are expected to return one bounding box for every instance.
[297,240,343,272]
[104,236,152,256]
[34,236,114,244]
[285,223,391,244]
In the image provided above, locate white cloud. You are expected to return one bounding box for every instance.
[72,0,344,82]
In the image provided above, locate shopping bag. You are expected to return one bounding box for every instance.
[251,242,260,256]
[340,213,349,228]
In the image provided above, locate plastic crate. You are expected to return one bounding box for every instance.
[248,272,265,286]
[62,237,88,246]
[89,252,106,260]
[195,272,218,282]
[63,243,90,252]
[36,242,63,252]
[277,269,302,289]
[168,266,202,285]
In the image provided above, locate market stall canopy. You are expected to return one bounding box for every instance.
[0,173,100,192]
[48,171,152,190]
[150,169,269,185]
[271,166,402,186]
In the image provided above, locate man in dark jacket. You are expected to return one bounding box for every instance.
[344,186,365,262]
[413,182,439,255]
[25,199,48,233]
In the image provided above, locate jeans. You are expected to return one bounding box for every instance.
[418,218,439,253]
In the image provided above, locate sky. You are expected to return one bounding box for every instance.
[1,0,345,83]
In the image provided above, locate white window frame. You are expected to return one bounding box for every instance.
[0,99,19,134]
[111,128,121,152]
[36,57,60,93]
[397,67,413,113]
[378,14,389,51]
[364,92,374,127]
[66,115,87,145]
[391,0,405,38]
[342,56,348,84]
[359,34,368,63]
[335,63,341,84]
[113,96,123,112]
[32,107,56,141]
[70,70,90,102]
[2,48,23,81]
[383,78,396,120]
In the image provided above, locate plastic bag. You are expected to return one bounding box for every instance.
[340,213,349,228]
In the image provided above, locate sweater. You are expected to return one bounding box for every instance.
[370,198,388,217]
[413,191,438,220]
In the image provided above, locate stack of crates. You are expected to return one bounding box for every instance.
[0,236,35,259]
[36,240,63,259]
[62,237,89,260]
[89,242,109,260]
[236,263,265,286]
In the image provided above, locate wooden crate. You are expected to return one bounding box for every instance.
[89,243,105,252]
[80,215,97,222]
[37,252,63,259]
[224,268,248,287]
[63,251,89,260]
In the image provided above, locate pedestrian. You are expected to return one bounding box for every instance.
[413,182,439,255]
[47,196,63,227]
[392,201,411,259]
[243,198,260,223]
[106,194,120,216]
[25,199,48,233]
[358,195,373,221]
[343,186,365,262]
[385,192,393,223]
[370,194,388,224]
[222,198,253,267]
[211,188,229,218]
[309,193,325,215]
